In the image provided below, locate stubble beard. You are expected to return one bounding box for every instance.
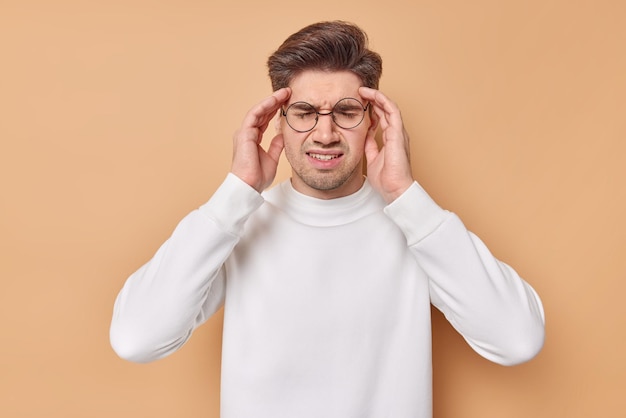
[285,148,363,193]
[296,164,361,191]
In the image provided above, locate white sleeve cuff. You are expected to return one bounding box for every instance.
[198,173,265,236]
[383,181,449,246]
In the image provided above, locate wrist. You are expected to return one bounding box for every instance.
[382,178,414,204]
[230,168,262,193]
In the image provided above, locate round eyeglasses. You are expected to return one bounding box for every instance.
[281,97,370,133]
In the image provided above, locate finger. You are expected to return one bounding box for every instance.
[266,133,285,163]
[243,88,291,130]
[236,89,290,146]
[359,87,403,129]
[359,88,390,133]
[359,87,396,111]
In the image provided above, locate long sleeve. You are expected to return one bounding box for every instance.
[109,174,264,363]
[384,182,545,366]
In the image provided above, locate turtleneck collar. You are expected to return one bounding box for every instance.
[263,177,385,227]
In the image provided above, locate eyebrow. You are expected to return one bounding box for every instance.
[290,102,315,110]
[288,99,364,110]
[334,102,362,111]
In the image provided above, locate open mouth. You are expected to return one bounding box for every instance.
[307,152,341,161]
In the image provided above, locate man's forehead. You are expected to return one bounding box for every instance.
[287,70,363,106]
[287,95,361,108]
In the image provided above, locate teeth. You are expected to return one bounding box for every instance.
[309,153,338,161]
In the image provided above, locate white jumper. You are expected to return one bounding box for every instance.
[111,174,545,418]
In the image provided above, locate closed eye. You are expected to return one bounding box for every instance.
[293,111,316,119]
[335,110,360,118]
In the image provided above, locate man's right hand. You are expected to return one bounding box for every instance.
[231,88,291,193]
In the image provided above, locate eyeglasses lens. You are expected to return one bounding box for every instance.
[285,98,366,132]
[332,98,366,129]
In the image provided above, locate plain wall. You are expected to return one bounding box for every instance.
[1,1,625,417]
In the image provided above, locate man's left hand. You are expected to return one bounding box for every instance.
[359,87,414,203]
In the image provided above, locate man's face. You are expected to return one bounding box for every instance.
[280,70,374,199]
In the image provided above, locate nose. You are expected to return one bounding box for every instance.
[312,112,338,145]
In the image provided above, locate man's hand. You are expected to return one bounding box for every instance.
[231,88,291,193]
[359,87,414,203]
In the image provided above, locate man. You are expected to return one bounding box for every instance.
[110,21,545,418]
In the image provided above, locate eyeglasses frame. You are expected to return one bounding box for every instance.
[280,97,370,133]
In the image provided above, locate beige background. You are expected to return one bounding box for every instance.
[1,0,625,417]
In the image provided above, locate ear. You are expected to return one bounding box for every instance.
[274,112,283,134]
[368,107,379,133]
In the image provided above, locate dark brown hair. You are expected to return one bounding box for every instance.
[267,21,383,91]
